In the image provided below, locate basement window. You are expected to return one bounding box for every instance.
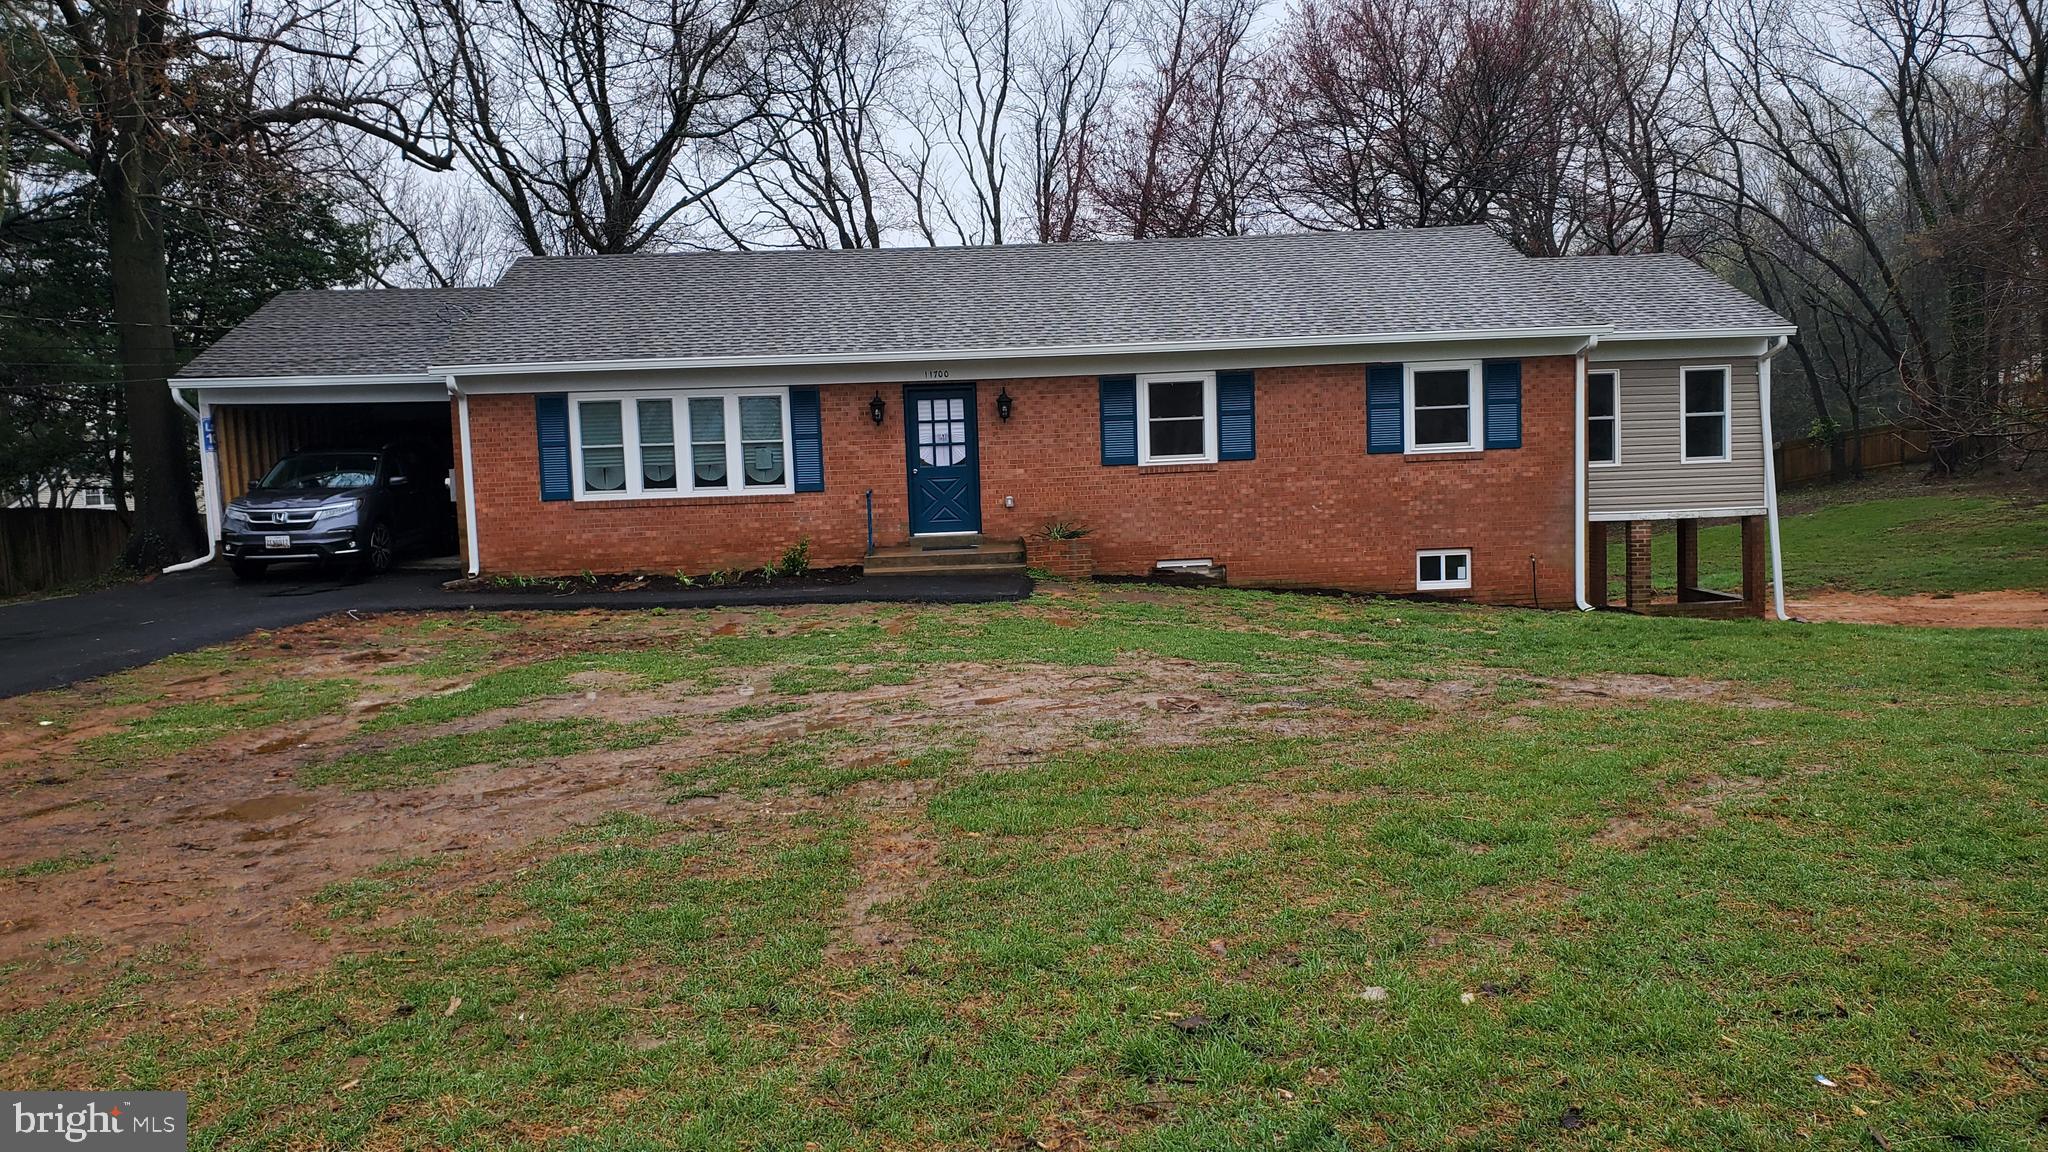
[1416,549,1472,591]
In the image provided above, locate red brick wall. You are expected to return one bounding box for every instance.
[465,356,1579,606]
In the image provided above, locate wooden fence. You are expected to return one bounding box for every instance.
[1774,423,1929,487]
[0,508,130,598]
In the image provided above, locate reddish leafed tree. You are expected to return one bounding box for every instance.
[1263,0,1577,248]
[1088,0,1270,238]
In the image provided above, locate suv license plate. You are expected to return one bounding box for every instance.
[265,534,291,550]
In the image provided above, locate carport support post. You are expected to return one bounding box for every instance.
[451,377,481,577]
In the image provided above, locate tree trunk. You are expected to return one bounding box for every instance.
[106,1,204,569]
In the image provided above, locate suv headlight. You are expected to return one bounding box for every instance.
[311,499,360,523]
[224,507,252,530]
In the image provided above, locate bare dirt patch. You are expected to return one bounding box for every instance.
[1790,590,2048,629]
[832,822,940,962]
[1591,774,1769,850]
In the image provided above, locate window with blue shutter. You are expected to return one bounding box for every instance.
[1217,369,1255,460]
[790,386,824,491]
[536,393,571,501]
[1483,359,1522,449]
[1366,364,1404,454]
[1100,375,1138,466]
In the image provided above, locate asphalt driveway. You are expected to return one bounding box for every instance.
[0,564,1030,698]
[0,565,456,699]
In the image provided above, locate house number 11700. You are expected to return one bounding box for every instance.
[924,368,951,379]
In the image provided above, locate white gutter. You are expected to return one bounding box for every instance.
[1759,336,1791,620]
[450,376,482,577]
[1601,325,1798,342]
[431,325,1616,378]
[164,388,220,573]
[1572,333,1600,611]
[173,372,442,390]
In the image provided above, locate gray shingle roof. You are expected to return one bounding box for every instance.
[433,226,1598,368]
[176,287,496,379]
[178,230,1792,382]
[1542,254,1790,335]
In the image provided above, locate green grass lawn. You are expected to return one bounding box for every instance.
[1607,483,2048,598]
[2,588,2043,1151]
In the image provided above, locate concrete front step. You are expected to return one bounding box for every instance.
[864,537,1026,575]
[860,557,1024,573]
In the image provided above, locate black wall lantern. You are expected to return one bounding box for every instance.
[995,387,1014,422]
[868,392,886,425]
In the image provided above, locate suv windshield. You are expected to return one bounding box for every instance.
[259,453,381,490]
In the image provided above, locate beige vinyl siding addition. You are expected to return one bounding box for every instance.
[1587,358,1767,518]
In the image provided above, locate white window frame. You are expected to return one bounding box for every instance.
[1136,371,1218,465]
[1678,365,1732,464]
[570,386,794,501]
[1587,369,1621,467]
[1404,360,1483,454]
[1416,548,1473,591]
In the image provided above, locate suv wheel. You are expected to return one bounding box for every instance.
[360,521,396,576]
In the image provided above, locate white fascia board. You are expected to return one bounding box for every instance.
[193,381,451,406]
[449,333,1606,395]
[432,325,1611,379]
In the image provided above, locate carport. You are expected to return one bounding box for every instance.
[171,287,496,571]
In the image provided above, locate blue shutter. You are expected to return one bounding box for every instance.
[1100,375,1137,466]
[1217,369,1255,461]
[790,387,824,492]
[1483,359,1522,449]
[1366,364,1404,454]
[536,393,571,501]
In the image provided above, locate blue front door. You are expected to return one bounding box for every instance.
[905,384,981,535]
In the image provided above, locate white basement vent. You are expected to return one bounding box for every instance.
[1155,557,1225,583]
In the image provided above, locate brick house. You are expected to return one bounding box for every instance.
[174,226,1797,616]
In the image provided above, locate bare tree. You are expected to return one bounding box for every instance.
[917,0,1020,244]
[715,0,908,248]
[1263,0,1574,246]
[1566,0,1713,254]
[1092,0,1269,238]
[333,141,511,285]
[405,0,785,255]
[1015,0,1125,242]
[4,0,448,566]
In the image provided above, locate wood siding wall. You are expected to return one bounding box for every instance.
[212,405,333,500]
[1587,357,1768,519]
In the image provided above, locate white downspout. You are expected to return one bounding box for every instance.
[163,388,220,573]
[1759,336,1791,621]
[451,375,482,577]
[1572,334,1600,611]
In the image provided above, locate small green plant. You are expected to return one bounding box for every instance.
[706,567,741,587]
[759,564,778,582]
[778,537,812,577]
[674,569,698,588]
[1040,517,1091,541]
